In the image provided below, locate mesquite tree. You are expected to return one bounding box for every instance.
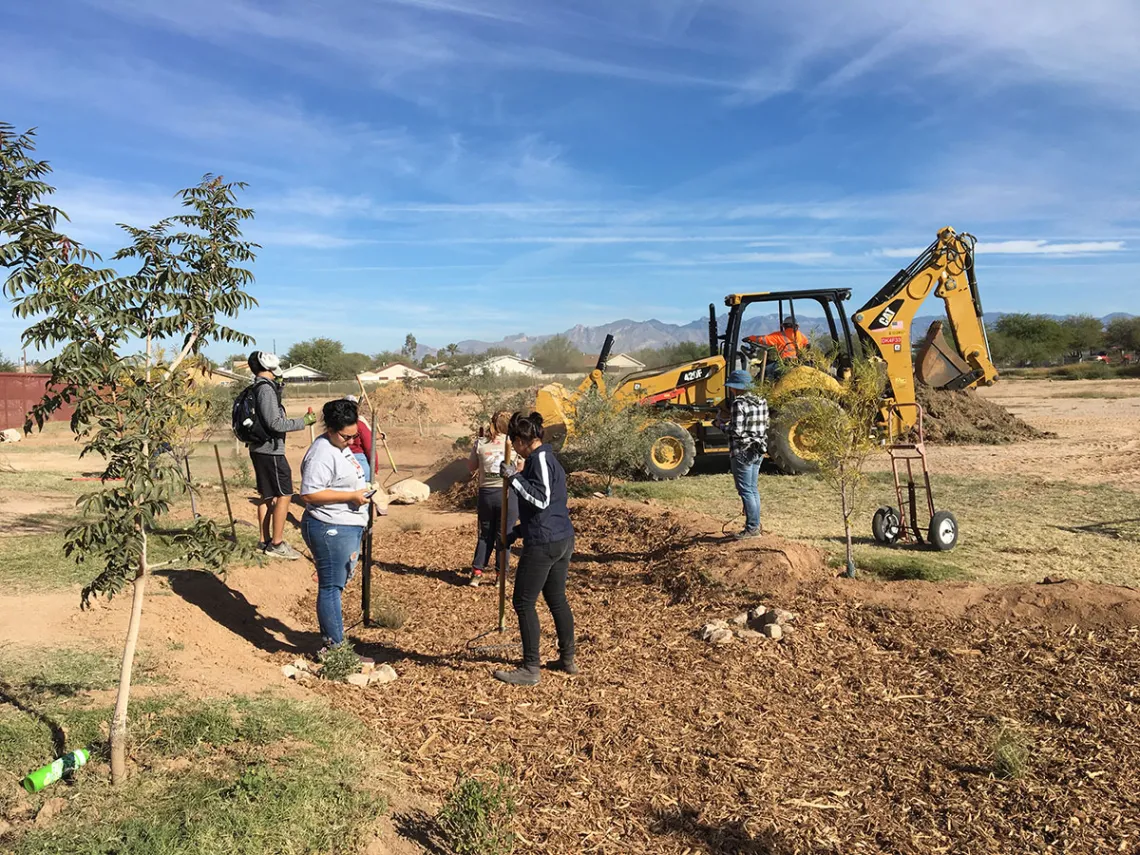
[796,359,887,577]
[1,124,256,783]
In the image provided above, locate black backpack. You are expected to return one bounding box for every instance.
[231,378,275,445]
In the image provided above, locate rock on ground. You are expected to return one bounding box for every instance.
[700,620,730,641]
[0,428,21,443]
[708,628,735,645]
[762,623,784,640]
[369,664,398,685]
[346,673,371,687]
[387,479,431,504]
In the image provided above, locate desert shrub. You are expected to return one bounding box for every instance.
[990,725,1030,780]
[371,599,408,630]
[319,641,361,682]
[437,767,516,855]
[561,388,654,490]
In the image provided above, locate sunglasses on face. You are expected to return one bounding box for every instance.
[336,430,359,441]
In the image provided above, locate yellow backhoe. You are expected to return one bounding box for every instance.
[536,227,999,477]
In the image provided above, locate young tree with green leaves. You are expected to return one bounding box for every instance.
[796,360,887,577]
[1,124,256,784]
[0,349,16,371]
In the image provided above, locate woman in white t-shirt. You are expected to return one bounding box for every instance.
[300,399,370,648]
[466,411,518,586]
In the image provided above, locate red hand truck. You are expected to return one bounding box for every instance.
[871,402,960,551]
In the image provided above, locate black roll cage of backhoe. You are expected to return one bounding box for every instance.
[710,287,860,373]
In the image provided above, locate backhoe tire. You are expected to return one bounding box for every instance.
[767,396,839,476]
[928,510,959,551]
[872,506,902,545]
[645,422,697,481]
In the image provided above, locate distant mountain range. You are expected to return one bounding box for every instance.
[434,311,1133,359]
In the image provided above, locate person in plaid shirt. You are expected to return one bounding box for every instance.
[718,369,769,539]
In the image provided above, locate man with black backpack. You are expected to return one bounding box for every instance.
[233,351,316,559]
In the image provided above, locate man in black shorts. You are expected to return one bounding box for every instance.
[246,351,315,559]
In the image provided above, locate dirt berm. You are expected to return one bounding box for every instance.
[915,384,1053,444]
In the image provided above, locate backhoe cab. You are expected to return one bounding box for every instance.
[535,227,998,478]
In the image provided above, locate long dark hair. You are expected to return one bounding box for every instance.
[322,399,358,432]
[507,411,544,443]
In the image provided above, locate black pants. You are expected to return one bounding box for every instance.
[512,535,575,668]
[473,486,518,571]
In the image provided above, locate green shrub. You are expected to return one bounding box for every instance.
[437,767,517,855]
[319,641,361,682]
[990,725,1030,780]
[372,599,409,630]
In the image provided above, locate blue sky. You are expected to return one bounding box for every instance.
[3,0,1138,359]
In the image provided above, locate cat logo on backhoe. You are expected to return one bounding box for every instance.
[870,298,905,331]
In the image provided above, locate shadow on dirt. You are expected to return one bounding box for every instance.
[650,805,795,854]
[159,569,320,654]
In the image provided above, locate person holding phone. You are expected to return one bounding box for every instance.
[299,398,372,648]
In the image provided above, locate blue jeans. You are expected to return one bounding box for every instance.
[353,452,371,484]
[301,513,364,646]
[730,452,762,531]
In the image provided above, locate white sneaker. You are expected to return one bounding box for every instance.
[264,541,303,560]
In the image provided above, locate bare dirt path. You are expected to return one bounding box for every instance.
[906,379,1140,489]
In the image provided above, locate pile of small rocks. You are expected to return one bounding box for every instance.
[699,605,797,645]
[281,657,398,688]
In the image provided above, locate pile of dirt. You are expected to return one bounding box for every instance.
[843,575,1140,632]
[915,384,1054,444]
[323,498,1140,854]
[363,385,469,428]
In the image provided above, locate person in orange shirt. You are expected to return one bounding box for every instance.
[745,318,809,360]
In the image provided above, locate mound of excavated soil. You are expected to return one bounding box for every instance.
[915,384,1053,444]
[364,385,468,428]
[843,576,1140,632]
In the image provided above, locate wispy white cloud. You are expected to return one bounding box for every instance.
[80,0,1140,108]
[701,251,835,264]
[252,230,378,250]
[880,240,1128,258]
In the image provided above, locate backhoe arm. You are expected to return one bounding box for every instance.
[854,227,998,431]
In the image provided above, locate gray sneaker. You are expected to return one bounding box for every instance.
[734,527,762,540]
[264,541,303,560]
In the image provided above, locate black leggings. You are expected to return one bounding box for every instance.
[512,535,575,668]
[473,487,518,570]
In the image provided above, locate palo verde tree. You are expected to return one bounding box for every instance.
[795,359,887,577]
[563,387,654,492]
[1,124,257,783]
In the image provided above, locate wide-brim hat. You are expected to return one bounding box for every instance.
[724,369,753,390]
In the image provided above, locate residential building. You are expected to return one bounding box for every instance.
[467,354,540,377]
[280,363,329,383]
[358,363,430,385]
[606,353,646,372]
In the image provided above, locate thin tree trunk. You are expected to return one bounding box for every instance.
[110,543,147,784]
[841,478,855,578]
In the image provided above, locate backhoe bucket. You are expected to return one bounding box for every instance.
[915,321,973,389]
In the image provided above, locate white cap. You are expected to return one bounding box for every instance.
[251,351,283,376]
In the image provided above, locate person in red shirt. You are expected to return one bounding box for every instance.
[343,395,374,482]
